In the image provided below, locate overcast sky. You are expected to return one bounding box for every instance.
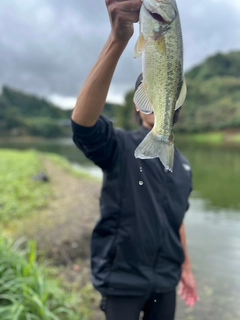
[1,0,240,109]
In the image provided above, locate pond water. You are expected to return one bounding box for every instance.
[1,138,240,319]
[176,198,240,320]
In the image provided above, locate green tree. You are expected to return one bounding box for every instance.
[115,90,138,130]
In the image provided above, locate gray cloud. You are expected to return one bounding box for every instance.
[179,0,240,70]
[0,0,239,105]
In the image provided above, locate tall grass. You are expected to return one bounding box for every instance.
[0,237,86,320]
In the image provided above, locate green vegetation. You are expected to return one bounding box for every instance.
[175,132,225,146]
[177,142,240,210]
[112,51,240,132]
[0,150,100,319]
[107,51,240,132]
[0,150,50,224]
[1,51,240,136]
[227,133,240,143]
[0,87,72,138]
[0,150,97,228]
[117,51,240,132]
[175,51,240,132]
[0,237,85,320]
[44,153,98,180]
[114,91,139,130]
[186,52,240,81]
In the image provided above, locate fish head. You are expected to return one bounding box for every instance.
[142,0,177,25]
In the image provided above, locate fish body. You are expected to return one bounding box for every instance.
[133,0,187,171]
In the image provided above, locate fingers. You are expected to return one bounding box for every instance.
[111,9,140,24]
[107,0,141,23]
[106,0,142,10]
[106,0,142,41]
[178,282,200,307]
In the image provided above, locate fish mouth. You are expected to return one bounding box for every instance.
[150,12,168,24]
[143,1,177,24]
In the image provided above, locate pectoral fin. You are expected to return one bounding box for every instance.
[133,82,154,114]
[134,34,145,58]
[175,79,187,110]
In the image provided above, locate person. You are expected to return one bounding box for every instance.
[71,0,199,319]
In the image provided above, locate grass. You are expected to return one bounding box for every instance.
[175,132,224,146]
[0,149,101,319]
[42,153,97,180]
[176,131,240,147]
[0,150,98,227]
[0,236,86,320]
[229,133,240,143]
[0,150,51,224]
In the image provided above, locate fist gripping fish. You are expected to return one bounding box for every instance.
[134,0,187,171]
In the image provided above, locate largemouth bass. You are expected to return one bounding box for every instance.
[133,0,187,171]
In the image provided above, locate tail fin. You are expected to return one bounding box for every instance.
[134,131,174,172]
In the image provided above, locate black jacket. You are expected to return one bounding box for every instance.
[72,116,192,296]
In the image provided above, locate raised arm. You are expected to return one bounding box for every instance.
[71,0,142,127]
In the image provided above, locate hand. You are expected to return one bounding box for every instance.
[106,0,142,42]
[178,267,200,307]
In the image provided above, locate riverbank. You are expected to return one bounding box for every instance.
[0,150,103,319]
[1,150,239,320]
[2,130,240,148]
[23,155,104,319]
[175,130,240,146]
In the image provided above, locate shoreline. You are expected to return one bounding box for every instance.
[1,130,240,146]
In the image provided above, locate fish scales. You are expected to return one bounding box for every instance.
[133,0,187,171]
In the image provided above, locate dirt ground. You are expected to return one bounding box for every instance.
[16,157,104,319]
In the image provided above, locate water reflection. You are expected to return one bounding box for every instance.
[176,141,240,210]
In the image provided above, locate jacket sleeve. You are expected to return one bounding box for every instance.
[71,115,118,170]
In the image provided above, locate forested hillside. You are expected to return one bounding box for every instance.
[1,51,240,137]
[116,51,240,132]
[175,51,240,132]
[0,87,72,137]
[0,86,115,138]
